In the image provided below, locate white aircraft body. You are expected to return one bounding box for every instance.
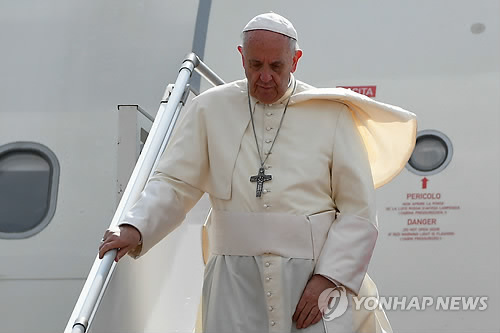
[0,1,498,332]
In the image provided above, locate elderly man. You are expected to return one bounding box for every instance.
[99,12,415,333]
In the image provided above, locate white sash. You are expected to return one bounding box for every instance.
[206,209,336,261]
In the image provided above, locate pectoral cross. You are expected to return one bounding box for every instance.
[250,167,272,197]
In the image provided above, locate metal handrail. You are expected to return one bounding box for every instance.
[64,53,224,333]
[194,56,225,86]
[136,105,155,122]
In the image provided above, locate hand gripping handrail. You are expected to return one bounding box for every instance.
[64,53,224,333]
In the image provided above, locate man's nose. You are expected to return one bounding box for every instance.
[259,70,272,83]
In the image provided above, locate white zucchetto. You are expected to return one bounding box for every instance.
[242,12,298,41]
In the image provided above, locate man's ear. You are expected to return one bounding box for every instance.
[290,49,303,73]
[237,45,245,67]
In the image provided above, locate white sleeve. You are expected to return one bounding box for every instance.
[119,98,208,258]
[120,172,204,258]
[314,107,378,295]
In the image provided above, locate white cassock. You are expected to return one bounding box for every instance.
[121,75,417,333]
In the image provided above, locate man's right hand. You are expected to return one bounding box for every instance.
[98,224,142,262]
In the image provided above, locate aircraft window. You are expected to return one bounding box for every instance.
[0,142,60,239]
[406,130,453,176]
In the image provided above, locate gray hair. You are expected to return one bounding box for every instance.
[241,31,300,54]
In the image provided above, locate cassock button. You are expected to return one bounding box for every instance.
[268,306,274,311]
[265,262,271,267]
[266,112,273,117]
[265,139,272,143]
[266,277,271,282]
[266,127,273,131]
[271,321,276,326]
[267,291,272,297]
[262,189,268,194]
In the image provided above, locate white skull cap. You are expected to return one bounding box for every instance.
[242,12,298,40]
